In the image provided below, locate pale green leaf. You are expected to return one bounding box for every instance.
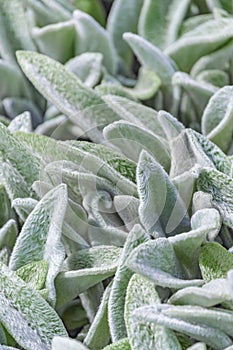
[165,18,233,71]
[191,38,233,76]
[0,0,36,64]
[16,51,119,143]
[107,0,143,67]
[0,262,67,350]
[126,238,203,289]
[26,0,68,26]
[0,60,28,99]
[16,260,48,291]
[88,226,128,247]
[0,219,17,251]
[109,225,149,341]
[125,274,181,350]
[169,128,232,178]
[123,33,176,86]
[55,246,121,307]
[158,110,184,140]
[66,53,103,88]
[0,123,41,201]
[104,121,170,169]
[114,195,140,231]
[201,86,233,152]
[192,191,213,214]
[138,0,191,49]
[172,72,216,118]
[162,304,233,337]
[84,284,111,349]
[124,67,161,100]
[103,95,166,139]
[74,10,117,75]
[8,112,32,133]
[40,0,70,20]
[197,167,233,228]
[137,151,189,237]
[134,304,232,349]
[103,338,130,350]
[199,242,233,282]
[169,209,221,274]
[52,336,89,350]
[9,184,68,305]
[95,83,137,102]
[169,278,233,307]
[196,69,230,88]
[2,97,43,128]
[32,20,75,63]
[12,197,37,221]
[180,14,213,36]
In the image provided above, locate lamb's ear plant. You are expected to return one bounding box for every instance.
[2,1,233,350]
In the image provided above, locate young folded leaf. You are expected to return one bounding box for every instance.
[202,86,233,152]
[125,274,181,350]
[96,86,137,105]
[123,33,176,87]
[9,184,68,305]
[0,262,67,350]
[108,225,149,341]
[137,150,189,237]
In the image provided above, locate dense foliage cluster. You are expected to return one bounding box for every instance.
[1,0,233,349]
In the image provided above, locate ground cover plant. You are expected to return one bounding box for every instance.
[2,0,233,349]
